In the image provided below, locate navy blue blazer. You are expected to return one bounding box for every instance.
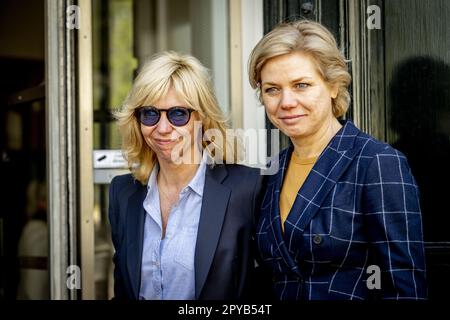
[108,163,263,300]
[257,121,427,300]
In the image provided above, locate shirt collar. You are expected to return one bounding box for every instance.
[147,162,159,191]
[186,152,207,197]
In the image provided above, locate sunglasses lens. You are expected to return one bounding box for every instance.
[139,108,160,126]
[168,108,191,126]
[137,107,191,127]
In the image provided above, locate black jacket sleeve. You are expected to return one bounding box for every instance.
[108,177,126,299]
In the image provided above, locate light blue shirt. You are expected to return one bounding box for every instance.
[139,155,207,300]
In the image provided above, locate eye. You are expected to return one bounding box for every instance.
[295,83,310,89]
[143,108,159,117]
[263,87,279,95]
[171,108,187,117]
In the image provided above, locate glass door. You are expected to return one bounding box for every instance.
[348,0,450,299]
[0,0,47,300]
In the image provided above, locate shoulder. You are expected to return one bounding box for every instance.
[354,129,407,161]
[221,165,263,207]
[334,120,402,159]
[352,132,415,185]
[220,163,263,189]
[329,122,414,182]
[223,163,261,177]
[111,173,134,187]
[110,173,143,196]
[109,173,146,222]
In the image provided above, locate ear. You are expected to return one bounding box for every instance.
[330,83,339,99]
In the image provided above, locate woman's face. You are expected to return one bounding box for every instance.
[140,86,200,164]
[260,51,338,140]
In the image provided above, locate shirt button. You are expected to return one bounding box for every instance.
[313,235,322,245]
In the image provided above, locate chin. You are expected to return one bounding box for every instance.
[155,150,174,162]
[281,128,306,139]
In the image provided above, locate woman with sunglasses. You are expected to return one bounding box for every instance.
[109,51,266,300]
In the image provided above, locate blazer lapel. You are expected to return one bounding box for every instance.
[194,164,231,299]
[284,121,363,244]
[126,184,147,299]
[267,148,302,274]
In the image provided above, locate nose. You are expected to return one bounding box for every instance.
[279,90,297,109]
[155,112,173,134]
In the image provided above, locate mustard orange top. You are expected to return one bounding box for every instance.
[279,152,318,232]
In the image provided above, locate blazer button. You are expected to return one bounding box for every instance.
[313,235,322,245]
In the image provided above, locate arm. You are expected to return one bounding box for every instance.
[247,172,276,300]
[108,177,126,299]
[363,148,427,299]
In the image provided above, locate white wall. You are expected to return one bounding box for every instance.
[241,0,266,163]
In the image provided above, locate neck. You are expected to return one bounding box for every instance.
[157,158,200,192]
[290,117,342,159]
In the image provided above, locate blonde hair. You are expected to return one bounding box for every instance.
[248,20,351,117]
[115,51,235,185]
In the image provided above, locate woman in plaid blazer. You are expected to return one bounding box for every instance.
[248,20,427,300]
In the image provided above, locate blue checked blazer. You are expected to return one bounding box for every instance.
[256,120,427,300]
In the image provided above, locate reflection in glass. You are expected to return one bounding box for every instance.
[389,56,450,242]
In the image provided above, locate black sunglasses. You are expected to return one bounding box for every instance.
[135,106,194,127]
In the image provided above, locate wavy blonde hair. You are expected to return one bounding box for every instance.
[115,51,235,185]
[248,20,351,117]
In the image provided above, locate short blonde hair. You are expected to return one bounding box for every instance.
[115,51,234,185]
[248,20,351,117]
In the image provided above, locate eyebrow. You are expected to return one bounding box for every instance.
[261,77,314,86]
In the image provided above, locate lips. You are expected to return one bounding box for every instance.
[279,114,306,124]
[154,138,176,146]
